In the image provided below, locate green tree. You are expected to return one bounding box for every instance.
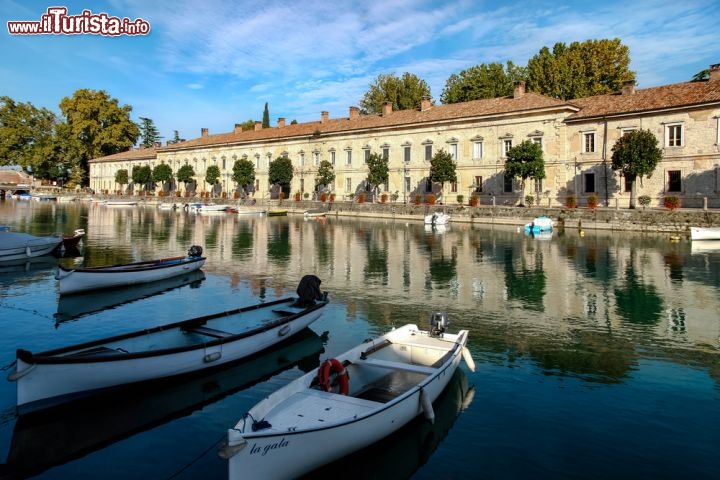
[262,102,270,128]
[691,69,710,82]
[504,140,545,204]
[59,89,139,185]
[526,39,634,100]
[167,130,184,144]
[131,164,152,191]
[152,163,173,192]
[0,96,58,175]
[232,158,256,195]
[610,129,663,209]
[440,61,526,104]
[115,169,129,191]
[366,152,389,198]
[176,164,195,192]
[429,149,457,197]
[205,164,221,194]
[269,155,293,197]
[237,119,256,131]
[138,117,162,147]
[316,160,336,191]
[359,72,432,114]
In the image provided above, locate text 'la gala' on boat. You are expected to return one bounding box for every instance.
[7,275,328,413]
[220,313,475,480]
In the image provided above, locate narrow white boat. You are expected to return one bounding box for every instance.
[0,231,63,262]
[56,245,206,295]
[198,203,228,213]
[7,275,328,413]
[424,212,450,225]
[221,314,475,480]
[304,208,327,218]
[105,200,137,206]
[157,202,179,210]
[690,227,720,241]
[524,215,554,233]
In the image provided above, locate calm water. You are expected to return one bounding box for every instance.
[0,199,718,480]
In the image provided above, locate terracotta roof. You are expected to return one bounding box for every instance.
[0,170,31,185]
[566,79,720,121]
[93,146,158,162]
[159,92,571,152]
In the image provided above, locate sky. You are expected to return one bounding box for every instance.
[2,0,719,144]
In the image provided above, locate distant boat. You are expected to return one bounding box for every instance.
[198,203,228,213]
[424,212,450,225]
[0,231,63,263]
[689,227,720,241]
[55,245,206,295]
[61,229,85,250]
[157,202,179,210]
[105,200,137,206]
[304,208,327,218]
[267,209,288,217]
[524,215,554,234]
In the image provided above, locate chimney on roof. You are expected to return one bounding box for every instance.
[321,111,329,124]
[201,128,209,137]
[234,123,243,134]
[254,121,262,131]
[710,64,720,82]
[277,117,286,128]
[622,80,636,95]
[420,96,431,111]
[382,102,393,116]
[349,106,360,120]
[513,81,525,99]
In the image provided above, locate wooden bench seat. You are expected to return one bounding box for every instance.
[185,325,234,339]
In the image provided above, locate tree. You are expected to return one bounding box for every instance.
[152,163,173,192]
[232,158,255,195]
[205,165,221,194]
[429,149,457,198]
[262,102,270,129]
[131,164,152,191]
[237,119,256,131]
[526,39,634,100]
[440,61,526,104]
[504,140,546,204]
[269,155,293,197]
[138,117,162,147]
[366,153,389,198]
[59,89,139,185]
[611,129,663,209]
[359,72,432,114]
[115,169,129,191]
[316,160,336,192]
[176,164,195,193]
[0,96,58,175]
[691,69,710,82]
[167,130,184,144]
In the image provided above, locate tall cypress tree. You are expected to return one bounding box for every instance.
[262,102,270,128]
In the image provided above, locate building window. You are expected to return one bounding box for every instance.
[449,143,458,160]
[382,147,389,159]
[299,152,305,166]
[346,178,352,192]
[313,151,319,166]
[404,146,411,163]
[425,178,432,193]
[583,132,596,153]
[474,176,483,193]
[364,149,370,163]
[451,182,457,193]
[473,141,483,159]
[667,124,683,147]
[503,174,513,193]
[667,170,682,192]
[425,144,432,161]
[534,178,543,194]
[503,139,513,156]
[584,173,595,193]
[346,150,352,166]
[330,150,336,165]
[531,137,542,149]
[404,176,411,195]
[623,176,632,192]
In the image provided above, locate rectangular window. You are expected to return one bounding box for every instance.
[382,147,389,160]
[404,146,411,162]
[425,145,432,161]
[583,132,596,153]
[668,170,682,192]
[667,125,683,147]
[364,149,370,163]
[222,158,226,170]
[503,139,512,156]
[503,174,513,193]
[404,176,410,194]
[300,153,305,166]
[346,150,352,165]
[473,141,483,159]
[330,151,336,165]
[534,178,543,194]
[346,178,352,192]
[313,152,319,166]
[532,137,542,148]
[449,143,458,160]
[584,173,595,193]
[474,176,483,193]
[624,176,632,192]
[451,182,457,193]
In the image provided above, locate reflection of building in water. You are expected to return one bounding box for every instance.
[81,206,720,351]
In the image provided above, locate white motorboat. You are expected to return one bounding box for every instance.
[304,208,327,218]
[7,275,328,413]
[524,215,554,233]
[689,227,720,241]
[0,231,63,262]
[105,200,137,206]
[198,203,228,213]
[220,314,474,480]
[424,212,450,225]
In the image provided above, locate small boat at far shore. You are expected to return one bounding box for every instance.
[56,245,206,295]
[221,313,474,480]
[267,209,288,217]
[690,227,720,241]
[424,212,450,225]
[304,208,327,218]
[524,215,554,234]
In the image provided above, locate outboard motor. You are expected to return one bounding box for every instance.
[188,245,203,257]
[293,274,324,308]
[429,311,449,337]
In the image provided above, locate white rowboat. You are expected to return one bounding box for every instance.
[56,245,206,295]
[0,231,63,262]
[8,275,328,413]
[221,314,474,480]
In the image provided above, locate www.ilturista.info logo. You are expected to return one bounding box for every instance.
[7,7,151,36]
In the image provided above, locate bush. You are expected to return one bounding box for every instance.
[638,195,651,209]
[426,193,436,205]
[565,194,577,208]
[664,195,680,210]
[414,194,422,205]
[456,194,464,204]
[587,194,599,209]
[525,194,535,206]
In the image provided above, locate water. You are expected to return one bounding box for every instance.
[0,199,718,480]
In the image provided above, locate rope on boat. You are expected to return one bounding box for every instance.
[165,432,227,479]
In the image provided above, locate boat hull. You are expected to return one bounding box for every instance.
[56,255,206,294]
[424,213,450,225]
[690,227,720,240]
[0,232,62,262]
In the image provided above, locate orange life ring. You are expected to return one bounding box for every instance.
[317,358,349,395]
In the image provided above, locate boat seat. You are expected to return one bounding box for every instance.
[352,357,436,375]
[271,309,300,316]
[185,326,234,339]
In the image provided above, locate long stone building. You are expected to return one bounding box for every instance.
[89,63,720,208]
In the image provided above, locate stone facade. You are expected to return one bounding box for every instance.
[89,65,720,207]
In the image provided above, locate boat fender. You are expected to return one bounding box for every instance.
[25,245,31,257]
[317,358,349,395]
[420,387,435,424]
[462,347,476,372]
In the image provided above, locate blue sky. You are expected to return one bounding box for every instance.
[2,0,718,143]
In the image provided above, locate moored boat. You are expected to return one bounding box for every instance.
[7,275,329,413]
[105,200,137,206]
[689,227,720,241]
[524,215,554,233]
[0,230,63,262]
[304,208,327,218]
[267,209,288,217]
[220,313,474,480]
[424,212,450,225]
[56,245,206,295]
[61,229,85,250]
